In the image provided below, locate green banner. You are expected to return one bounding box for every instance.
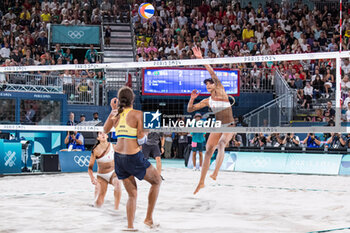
[51,25,100,45]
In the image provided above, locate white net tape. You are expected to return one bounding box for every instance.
[0,51,349,73]
[0,124,348,134]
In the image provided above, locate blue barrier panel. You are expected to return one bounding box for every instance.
[234,152,288,173]
[0,140,22,174]
[187,151,236,171]
[187,151,207,169]
[186,151,344,175]
[52,25,100,45]
[209,152,237,171]
[20,132,63,154]
[285,154,343,175]
[339,155,350,175]
[59,151,97,173]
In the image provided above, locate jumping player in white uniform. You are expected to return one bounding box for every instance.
[187,47,235,194]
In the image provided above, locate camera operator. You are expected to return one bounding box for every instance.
[302,133,321,148]
[341,133,350,148]
[229,133,243,147]
[281,133,300,147]
[266,133,284,147]
[63,131,85,151]
[325,133,347,149]
[250,133,266,147]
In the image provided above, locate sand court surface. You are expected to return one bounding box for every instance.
[1,167,350,233]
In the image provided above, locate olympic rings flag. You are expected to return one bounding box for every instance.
[74,155,90,167]
[59,151,97,172]
[51,25,100,45]
[67,31,85,39]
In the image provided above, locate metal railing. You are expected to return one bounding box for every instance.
[274,70,292,97]
[64,77,99,105]
[2,73,106,105]
[243,70,296,127]
[101,25,105,63]
[314,0,339,11]
[105,69,139,90]
[243,93,295,127]
[97,52,104,63]
[239,0,314,13]
[240,68,274,93]
[5,73,63,93]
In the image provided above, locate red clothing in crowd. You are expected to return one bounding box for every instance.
[229,41,241,50]
[227,14,236,23]
[23,2,32,10]
[199,3,210,17]
[275,29,285,38]
[299,72,306,80]
[293,63,302,73]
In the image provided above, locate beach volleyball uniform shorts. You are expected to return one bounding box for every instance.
[142,144,161,159]
[114,151,151,180]
[192,142,204,152]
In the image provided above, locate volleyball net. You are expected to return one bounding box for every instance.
[0,51,349,134]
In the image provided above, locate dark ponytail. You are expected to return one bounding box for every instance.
[91,140,100,155]
[116,86,134,118]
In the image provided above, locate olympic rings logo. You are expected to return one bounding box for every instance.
[251,156,270,168]
[67,31,85,39]
[74,155,90,167]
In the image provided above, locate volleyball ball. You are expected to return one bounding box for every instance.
[138,3,154,20]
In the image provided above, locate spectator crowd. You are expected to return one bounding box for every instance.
[0,0,109,65]
[132,0,350,123]
[0,0,113,103]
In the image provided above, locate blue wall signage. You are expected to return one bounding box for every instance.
[339,154,350,175]
[19,132,63,154]
[52,25,100,45]
[209,152,237,171]
[0,140,22,174]
[234,152,288,173]
[190,151,344,176]
[285,153,342,175]
[59,151,97,173]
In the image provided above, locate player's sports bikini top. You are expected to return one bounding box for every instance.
[96,143,114,163]
[115,108,137,139]
[208,96,232,113]
[203,96,236,126]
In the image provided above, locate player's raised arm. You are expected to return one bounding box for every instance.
[104,98,119,133]
[187,90,209,112]
[192,47,223,88]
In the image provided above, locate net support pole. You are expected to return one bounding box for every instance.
[340,0,342,53]
[337,0,342,128]
[336,55,342,128]
[337,0,343,128]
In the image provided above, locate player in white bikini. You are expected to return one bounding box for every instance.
[187,47,235,194]
[88,132,122,209]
